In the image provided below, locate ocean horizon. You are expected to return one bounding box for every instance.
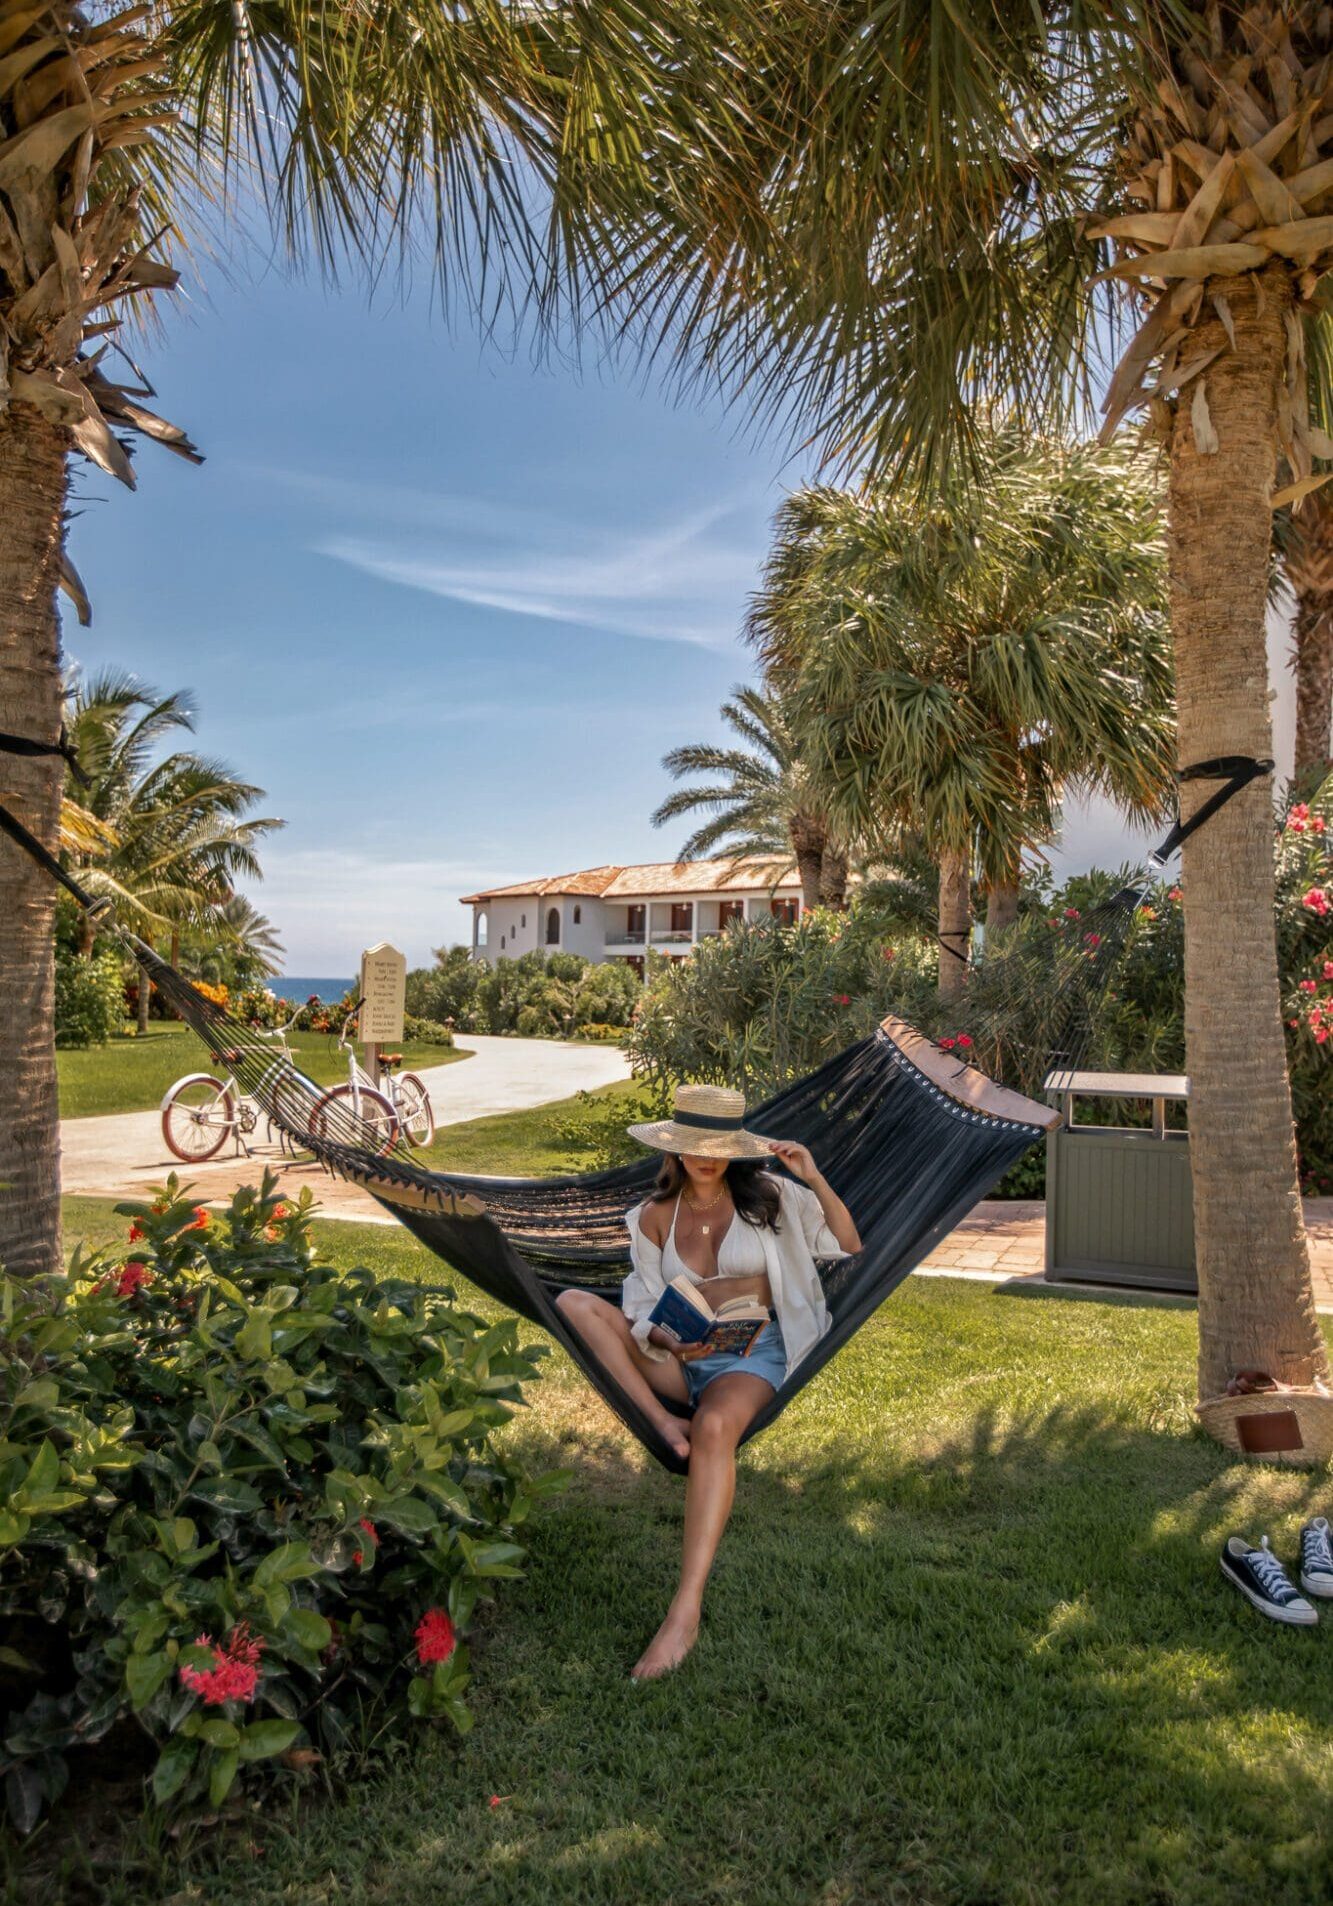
[274,977,355,1004]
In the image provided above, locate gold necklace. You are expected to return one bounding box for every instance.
[684,1185,728,1237]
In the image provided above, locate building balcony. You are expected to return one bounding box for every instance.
[604,931,646,946]
[648,930,693,945]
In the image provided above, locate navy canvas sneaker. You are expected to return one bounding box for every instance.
[1220,1535,1317,1625]
[1299,1517,1333,1600]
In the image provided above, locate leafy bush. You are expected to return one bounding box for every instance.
[0,1175,561,1833]
[576,1022,629,1044]
[53,946,125,1047]
[402,1014,455,1048]
[405,947,483,1032]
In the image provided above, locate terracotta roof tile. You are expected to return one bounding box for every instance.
[459,856,798,904]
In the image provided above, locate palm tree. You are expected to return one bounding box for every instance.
[181,894,285,990]
[747,436,1176,999]
[565,0,1333,1403]
[63,671,280,1030]
[652,684,851,908]
[0,0,705,1276]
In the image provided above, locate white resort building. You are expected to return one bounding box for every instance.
[460,858,803,975]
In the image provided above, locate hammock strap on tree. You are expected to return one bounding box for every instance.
[1145,755,1275,869]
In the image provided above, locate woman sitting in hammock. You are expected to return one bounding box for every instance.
[556,1084,861,1680]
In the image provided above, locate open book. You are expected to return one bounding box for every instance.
[648,1276,771,1355]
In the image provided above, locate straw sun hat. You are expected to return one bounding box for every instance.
[627,1084,774,1161]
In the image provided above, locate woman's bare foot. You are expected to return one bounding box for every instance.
[630,1603,700,1680]
[652,1411,692,1463]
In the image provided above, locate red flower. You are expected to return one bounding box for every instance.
[955,1034,973,1049]
[1300,979,1318,994]
[116,1261,153,1298]
[179,1623,264,1706]
[271,1202,289,1221]
[414,1608,456,1667]
[1137,904,1157,920]
[1083,933,1102,948]
[833,993,851,1006]
[353,1516,380,1566]
[1063,907,1080,920]
[187,1205,210,1231]
[127,1221,145,1244]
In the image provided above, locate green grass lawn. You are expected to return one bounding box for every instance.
[46,1179,1333,1906]
[56,1022,471,1120]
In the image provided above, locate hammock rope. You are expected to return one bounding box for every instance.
[0,740,1274,1470]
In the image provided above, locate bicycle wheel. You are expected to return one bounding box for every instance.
[395,1073,435,1148]
[162,1077,235,1162]
[308,1084,398,1155]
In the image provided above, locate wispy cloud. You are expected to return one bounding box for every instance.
[265,463,764,649]
[247,846,528,970]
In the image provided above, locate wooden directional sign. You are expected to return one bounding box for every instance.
[359,942,406,1044]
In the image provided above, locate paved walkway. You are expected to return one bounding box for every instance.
[60,1034,631,1206]
[916,1196,1333,1311]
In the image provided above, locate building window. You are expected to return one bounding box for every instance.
[545,906,560,946]
[770,897,798,926]
[573,904,581,924]
[718,900,743,928]
[521,913,526,928]
[627,904,646,936]
[476,910,489,949]
[500,933,506,949]
[670,902,693,933]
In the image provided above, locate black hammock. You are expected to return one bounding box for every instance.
[0,737,1272,1473]
[144,952,1062,1474]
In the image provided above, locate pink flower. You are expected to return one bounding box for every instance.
[179,1624,264,1706]
[833,993,851,1006]
[1083,933,1102,948]
[1300,979,1318,994]
[1063,907,1080,921]
[1323,962,1333,981]
[1317,1028,1330,1045]
[1313,816,1327,833]
[1303,888,1330,917]
[1167,886,1182,901]
[938,1036,956,1051]
[955,1034,973,1049]
[414,1608,456,1667]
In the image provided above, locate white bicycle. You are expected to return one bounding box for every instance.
[161,1007,317,1163]
[306,1004,435,1153]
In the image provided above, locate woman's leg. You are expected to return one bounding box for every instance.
[632,1371,773,1680]
[554,1290,693,1460]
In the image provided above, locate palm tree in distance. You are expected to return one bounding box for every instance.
[652,685,851,909]
[63,671,280,1029]
[747,436,1177,997]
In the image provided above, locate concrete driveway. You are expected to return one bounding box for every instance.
[61,1034,631,1213]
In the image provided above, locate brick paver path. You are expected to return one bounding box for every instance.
[918,1197,1333,1311]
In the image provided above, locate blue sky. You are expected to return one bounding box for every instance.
[67,254,1284,975]
[67,262,803,972]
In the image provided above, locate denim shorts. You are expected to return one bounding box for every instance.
[685,1319,786,1406]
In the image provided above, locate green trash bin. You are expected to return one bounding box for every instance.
[1042,1069,1195,1293]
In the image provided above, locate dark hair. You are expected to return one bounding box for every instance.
[648,1155,782,1230]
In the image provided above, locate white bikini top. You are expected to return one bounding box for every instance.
[662,1192,768,1286]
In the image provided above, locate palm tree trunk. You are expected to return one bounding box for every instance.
[1286,489,1333,787]
[0,409,69,1280]
[1166,267,1327,1402]
[137,958,152,1035]
[788,815,826,911]
[985,880,1020,936]
[818,842,849,908]
[937,848,971,1002]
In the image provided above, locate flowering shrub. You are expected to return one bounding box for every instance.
[1278,779,1333,1191]
[0,1174,562,1833]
